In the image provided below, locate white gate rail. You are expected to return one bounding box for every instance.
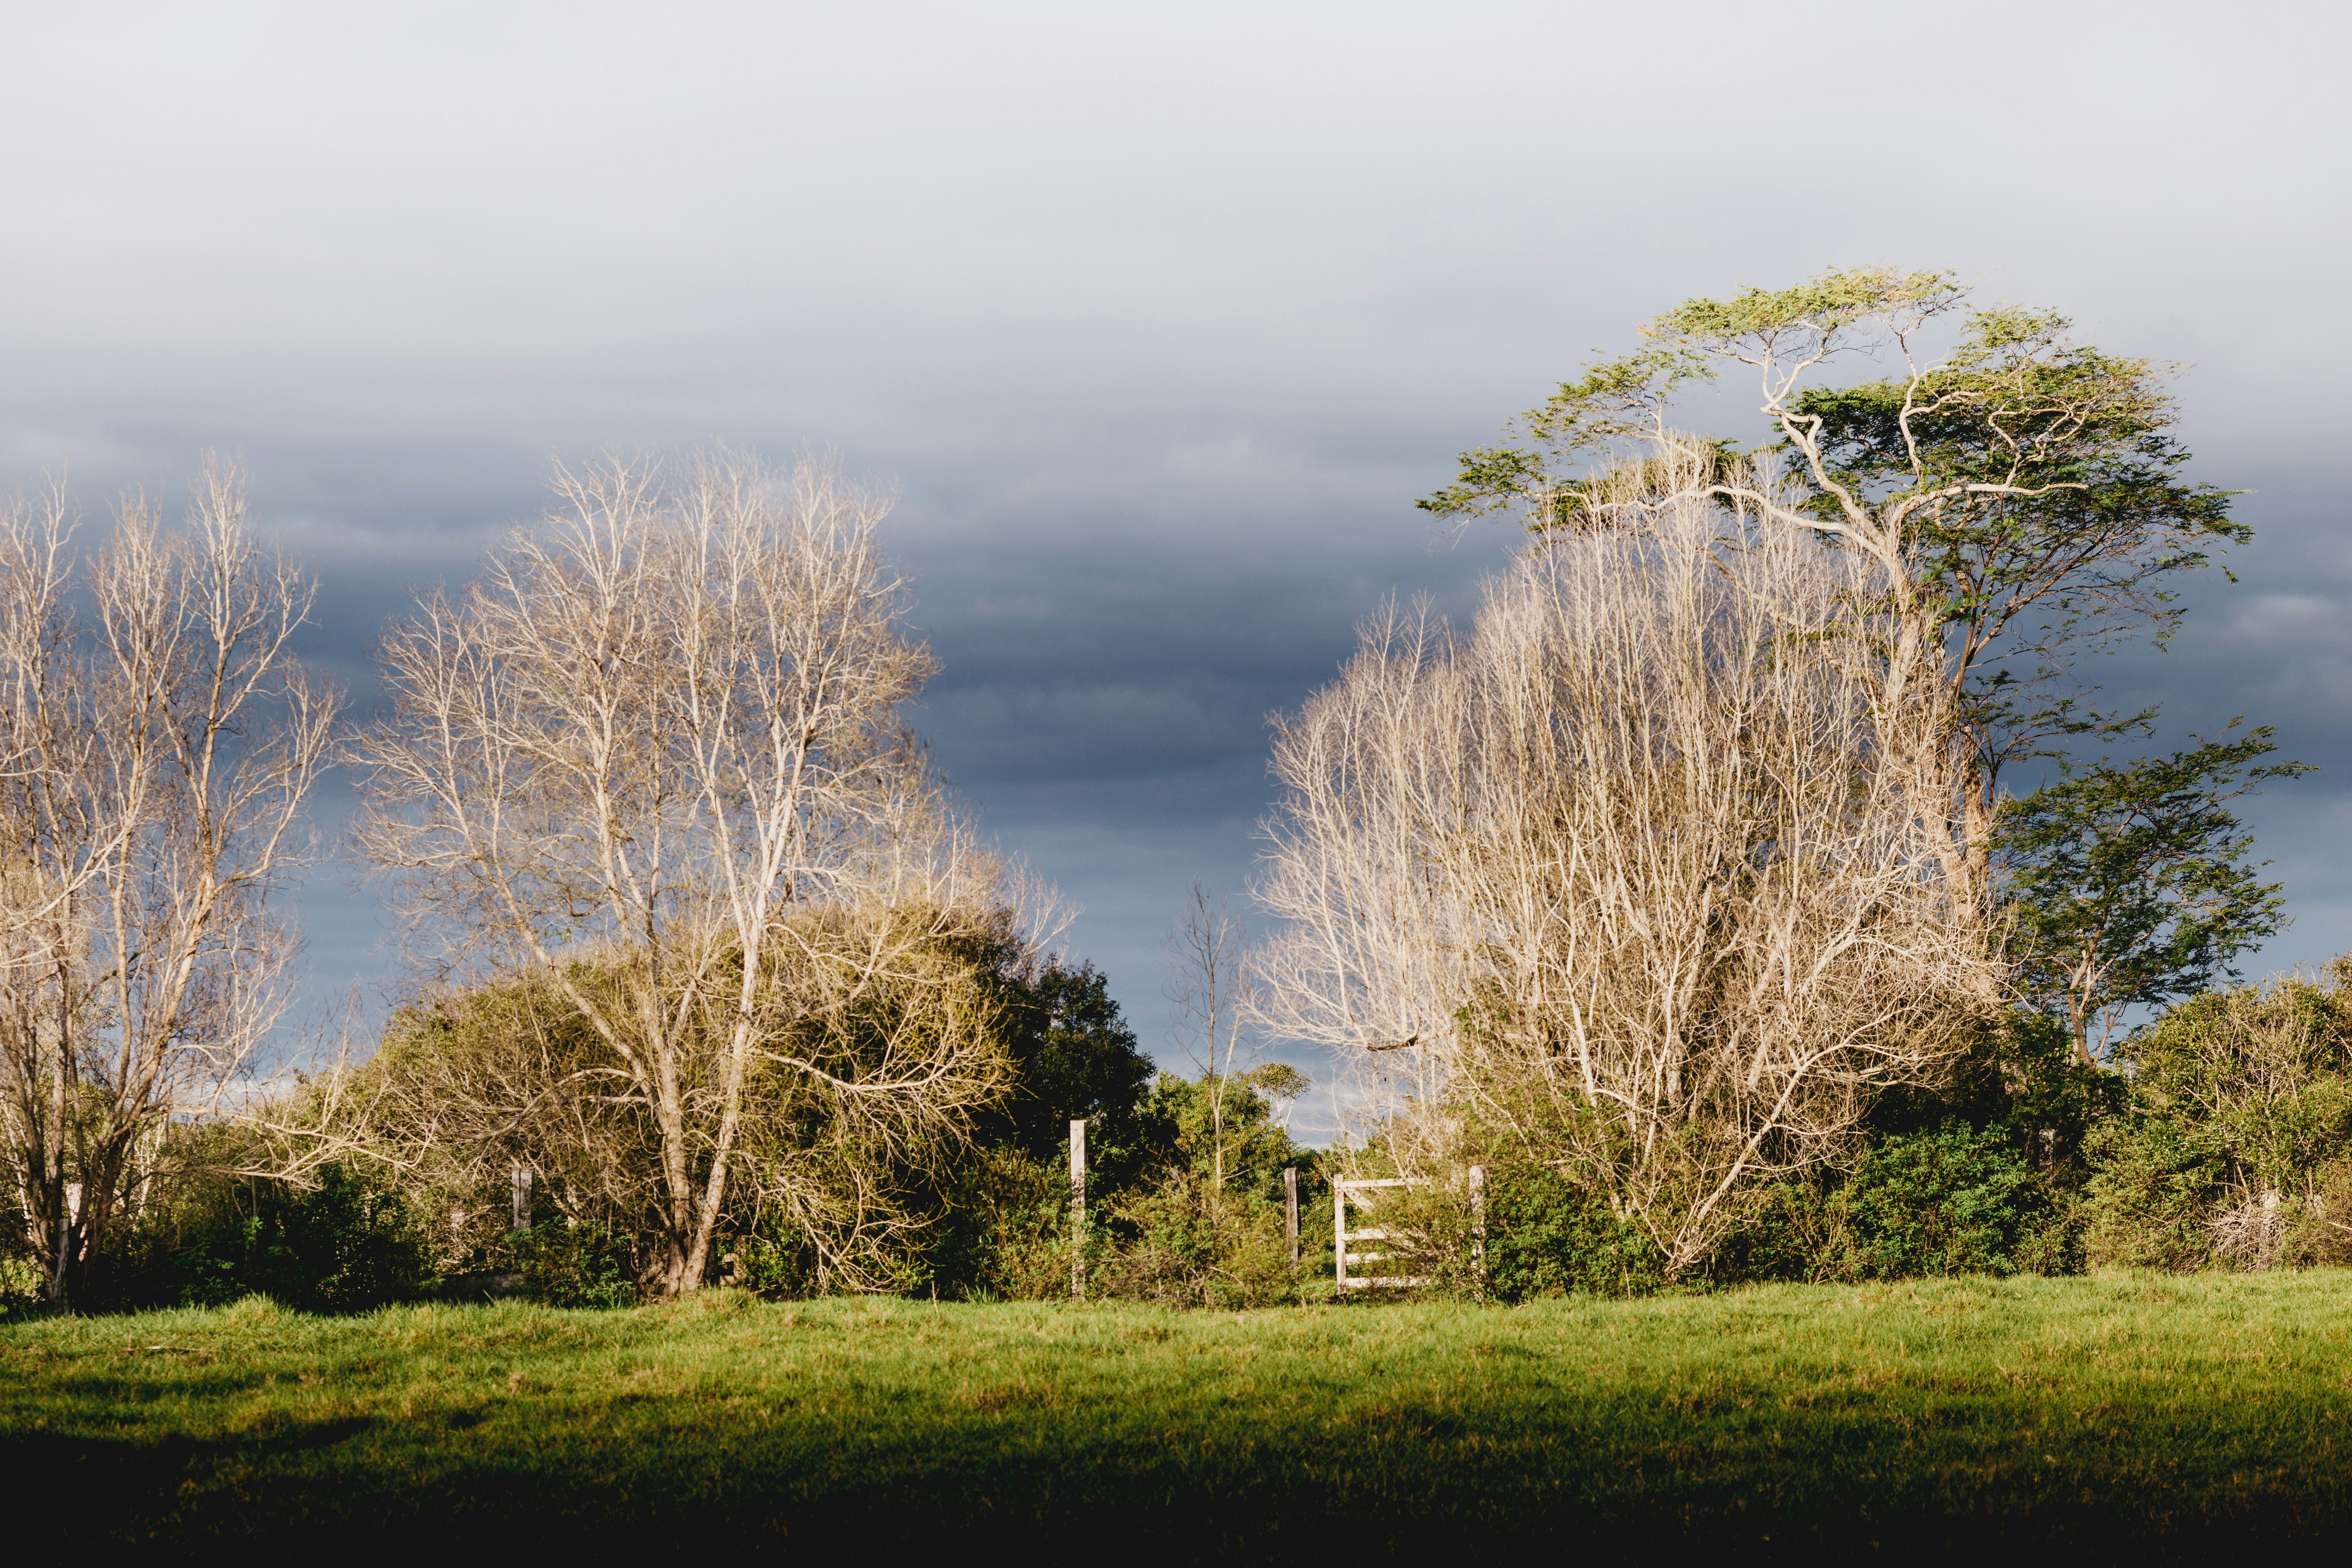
[1332,1168,1485,1293]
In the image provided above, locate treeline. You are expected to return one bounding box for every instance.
[0,455,1322,1315]
[0,266,2335,1314]
[55,952,1324,1313]
[1373,966,2352,1298]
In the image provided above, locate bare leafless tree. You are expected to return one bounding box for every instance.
[349,453,1021,1295]
[0,464,334,1305]
[1258,440,1999,1274]
[1165,881,1252,1191]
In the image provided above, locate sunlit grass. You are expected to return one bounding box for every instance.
[6,1274,2352,1549]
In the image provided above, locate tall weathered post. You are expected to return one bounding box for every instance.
[1469,1164,1487,1298]
[511,1165,533,1232]
[1069,1118,1087,1299]
[1334,1182,1348,1294]
[1283,1166,1299,1265]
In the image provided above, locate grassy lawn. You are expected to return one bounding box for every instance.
[6,1274,2351,1552]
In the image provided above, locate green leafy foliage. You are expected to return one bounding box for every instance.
[513,1220,642,1309]
[964,958,1162,1188]
[1076,1072,1320,1307]
[1136,1071,1308,1201]
[1653,267,1964,342]
[1719,1124,2057,1286]
[1480,1166,1665,1300]
[1998,728,2306,1062]
[1417,349,1724,522]
[2083,1108,2231,1270]
[1838,1128,2047,1279]
[918,1145,1081,1302]
[93,948,1319,1311]
[128,1163,432,1314]
[1090,1167,1308,1308]
[2086,964,2352,1270]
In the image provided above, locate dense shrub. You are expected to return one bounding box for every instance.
[130,1163,432,1313]
[1717,1130,2068,1285]
[1420,1109,2047,1298]
[2085,964,2352,1271]
[1837,1127,2048,1278]
[1479,1166,1664,1300]
[2081,1112,2226,1269]
[961,961,1163,1184]
[1076,1072,1319,1308]
[0,1250,43,1319]
[2281,1158,2352,1267]
[898,1146,1077,1301]
[1090,1167,1305,1308]
[513,1219,642,1308]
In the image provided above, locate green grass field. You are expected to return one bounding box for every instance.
[6,1274,2351,1553]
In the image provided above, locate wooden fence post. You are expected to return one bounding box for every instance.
[1069,1118,1087,1299]
[511,1165,532,1232]
[1333,1182,1348,1295]
[1284,1167,1299,1265]
[1469,1164,1487,1298]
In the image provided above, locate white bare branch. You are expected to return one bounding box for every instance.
[1257,441,1998,1274]
[349,453,1021,1295]
[0,461,334,1305]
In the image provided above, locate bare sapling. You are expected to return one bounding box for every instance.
[1166,882,1252,1191]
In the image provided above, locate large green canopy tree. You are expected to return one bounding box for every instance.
[1420,268,2245,906]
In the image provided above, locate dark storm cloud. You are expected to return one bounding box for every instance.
[0,340,1505,1130]
[2043,467,2352,980]
[2,2,2347,1135]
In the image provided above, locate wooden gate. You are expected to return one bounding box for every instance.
[1334,1176,1421,1290]
[1333,1168,1484,1293]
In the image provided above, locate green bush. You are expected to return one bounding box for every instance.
[1480,1166,1664,1300]
[1838,1127,2045,1278]
[2280,1158,2352,1267]
[0,1250,44,1320]
[2082,1114,2225,1269]
[513,1219,642,1308]
[2083,965,2352,1272]
[920,1146,1075,1301]
[1720,1127,2054,1283]
[1091,1166,1305,1308]
[146,1164,433,1313]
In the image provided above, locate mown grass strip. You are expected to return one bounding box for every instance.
[6,1273,2351,1551]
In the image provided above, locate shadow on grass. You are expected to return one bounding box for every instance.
[5,1402,2340,1556]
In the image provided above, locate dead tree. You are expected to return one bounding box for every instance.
[0,464,334,1305]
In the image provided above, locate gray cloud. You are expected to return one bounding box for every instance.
[2,2,2346,1129]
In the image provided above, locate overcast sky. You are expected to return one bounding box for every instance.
[3,2,2345,1136]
